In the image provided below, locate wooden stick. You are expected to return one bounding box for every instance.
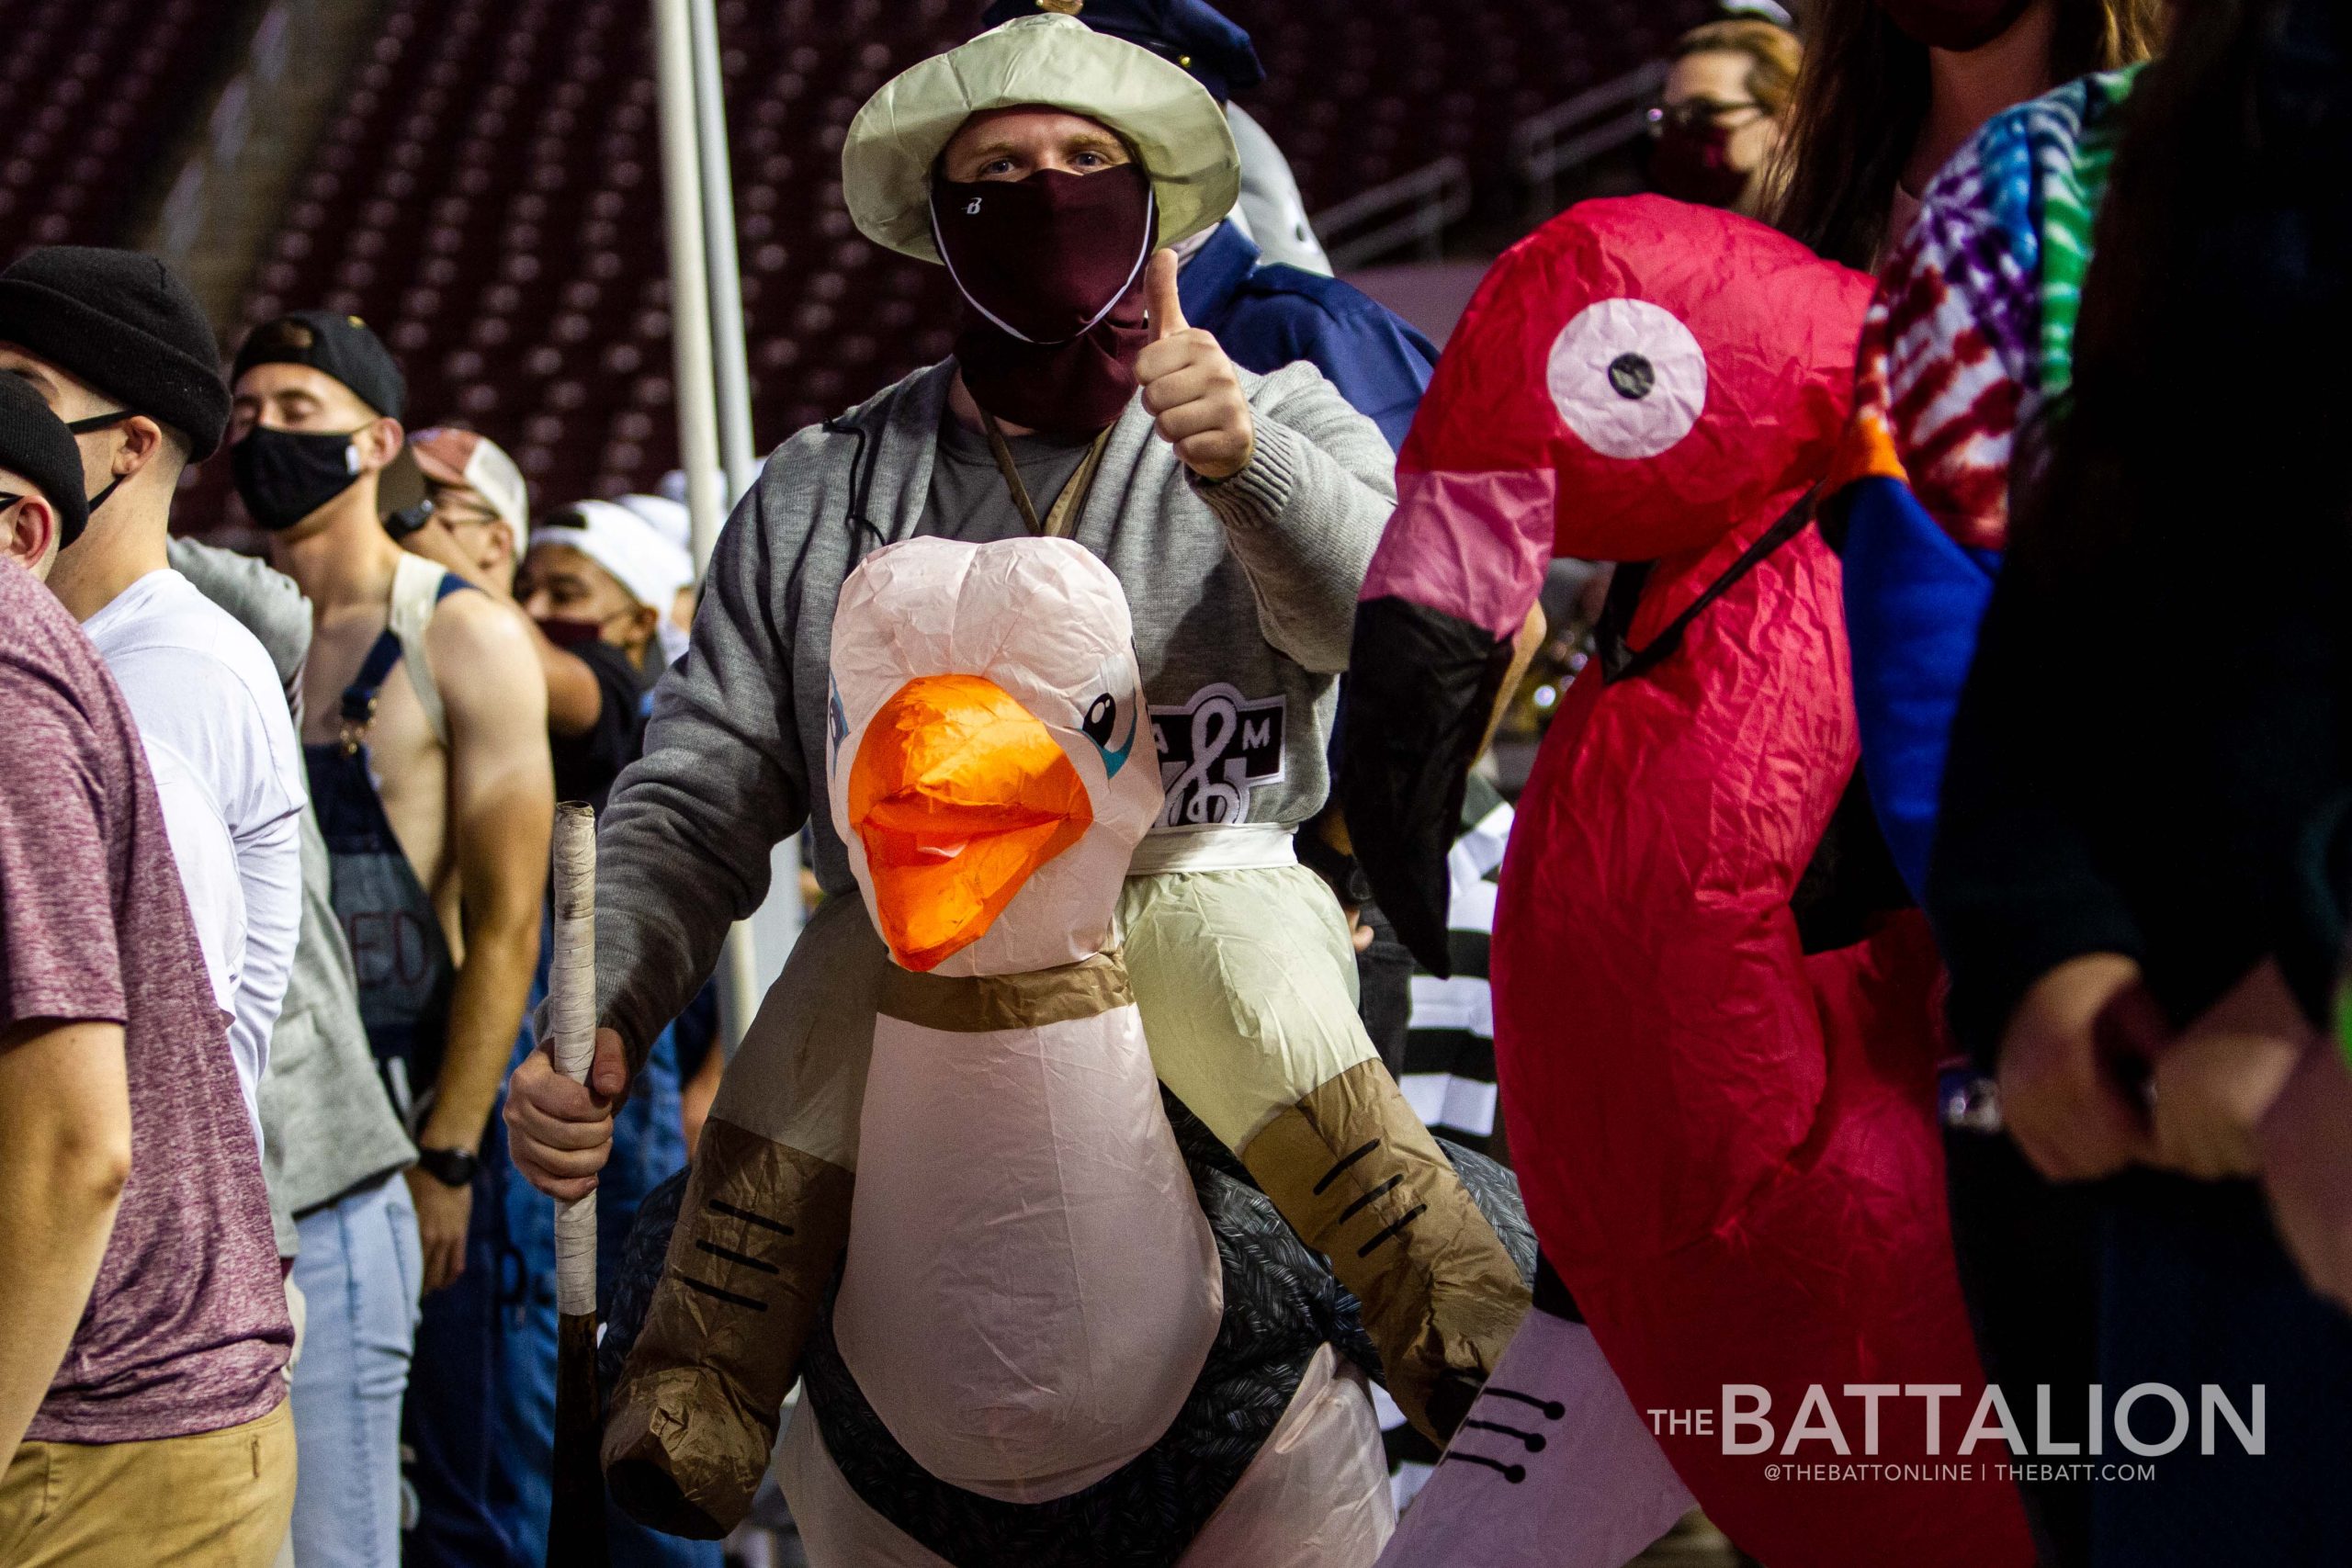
[549,803,600,1314]
[547,802,610,1566]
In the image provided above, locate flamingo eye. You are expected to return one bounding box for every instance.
[1546,298,1706,459]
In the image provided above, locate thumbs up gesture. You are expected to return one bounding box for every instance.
[1136,249,1256,481]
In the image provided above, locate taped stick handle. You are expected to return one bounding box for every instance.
[549,802,598,1319]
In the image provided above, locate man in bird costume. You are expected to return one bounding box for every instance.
[502,12,1525,1539]
[1340,196,2034,1568]
[766,533,1403,1565]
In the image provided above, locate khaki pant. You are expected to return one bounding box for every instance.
[0,1400,296,1567]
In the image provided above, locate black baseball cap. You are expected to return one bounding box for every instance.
[233,310,407,422]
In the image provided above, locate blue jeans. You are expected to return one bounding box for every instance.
[288,1173,421,1568]
[405,1021,711,1567]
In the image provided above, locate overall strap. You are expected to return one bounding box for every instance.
[344,561,475,753]
[337,630,411,754]
[388,557,476,749]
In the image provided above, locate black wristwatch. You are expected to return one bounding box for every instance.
[414,1145,481,1189]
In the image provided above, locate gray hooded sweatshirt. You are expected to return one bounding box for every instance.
[594,358,1393,1055]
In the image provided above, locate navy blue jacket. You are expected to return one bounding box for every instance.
[1177,220,1437,451]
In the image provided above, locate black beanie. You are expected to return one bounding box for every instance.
[233,310,406,423]
[0,374,92,549]
[0,247,231,462]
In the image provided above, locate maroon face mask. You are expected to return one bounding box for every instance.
[1873,0,2035,51]
[534,615,607,650]
[1648,122,1751,209]
[932,163,1159,434]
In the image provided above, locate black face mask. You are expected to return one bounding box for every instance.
[232,425,367,533]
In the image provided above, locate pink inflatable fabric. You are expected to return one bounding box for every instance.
[1359,197,2035,1568]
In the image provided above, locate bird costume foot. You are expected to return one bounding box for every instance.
[1241,1059,1530,1441]
[604,1119,854,1538]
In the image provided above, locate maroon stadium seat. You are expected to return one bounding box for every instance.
[183,0,1704,514]
[0,0,234,248]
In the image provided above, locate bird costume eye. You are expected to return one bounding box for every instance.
[1546,298,1706,459]
[1080,656,1139,777]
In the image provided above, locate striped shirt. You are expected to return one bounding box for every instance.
[1397,773,1513,1155]
[1380,773,1515,1498]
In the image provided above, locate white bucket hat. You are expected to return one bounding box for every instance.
[842,12,1240,265]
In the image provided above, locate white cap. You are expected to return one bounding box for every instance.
[612,491,693,559]
[531,500,695,612]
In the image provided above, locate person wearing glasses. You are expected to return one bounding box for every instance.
[1647,17,1802,214]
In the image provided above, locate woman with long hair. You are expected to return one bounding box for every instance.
[1787,4,2157,1562]
[1929,0,2352,1562]
[1774,0,2162,267]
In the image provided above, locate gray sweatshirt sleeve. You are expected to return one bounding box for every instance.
[594,475,812,1061]
[167,536,311,702]
[1189,364,1395,674]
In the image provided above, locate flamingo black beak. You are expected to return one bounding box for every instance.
[1341,601,1513,977]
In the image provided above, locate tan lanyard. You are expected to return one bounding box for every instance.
[980,411,1113,539]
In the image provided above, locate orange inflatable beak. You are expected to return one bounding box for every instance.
[847,673,1093,972]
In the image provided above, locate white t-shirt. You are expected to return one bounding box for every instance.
[84,569,306,1155]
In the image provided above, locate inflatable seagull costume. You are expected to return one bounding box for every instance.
[590,16,1527,1539]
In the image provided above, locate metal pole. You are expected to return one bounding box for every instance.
[688,0,802,1029]
[688,0,758,502]
[653,0,761,1049]
[652,0,724,565]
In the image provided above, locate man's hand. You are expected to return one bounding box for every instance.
[2149,958,2312,1180]
[1136,250,1254,480]
[404,1166,475,1294]
[505,1025,628,1201]
[2260,1040,2352,1312]
[1997,953,2156,1182]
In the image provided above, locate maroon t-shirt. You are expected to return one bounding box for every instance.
[0,558,290,1443]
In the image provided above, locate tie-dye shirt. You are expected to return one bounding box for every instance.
[1836,64,2143,548]
[1828,67,2146,911]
